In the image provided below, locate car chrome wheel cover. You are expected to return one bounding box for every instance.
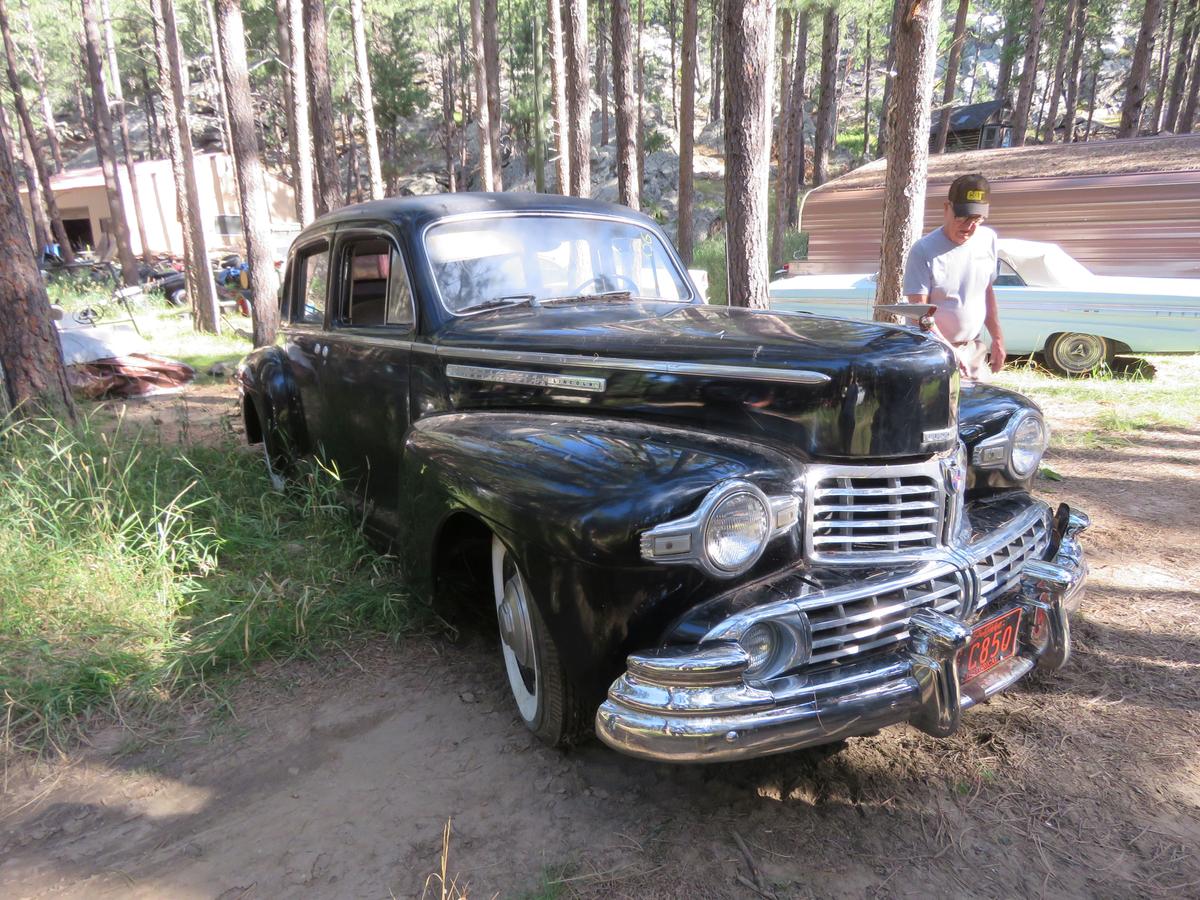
[492,536,539,721]
[261,438,285,491]
[1052,333,1106,372]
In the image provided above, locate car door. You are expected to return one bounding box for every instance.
[317,225,418,539]
[282,235,334,455]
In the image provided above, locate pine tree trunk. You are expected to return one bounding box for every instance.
[934,0,970,153]
[876,0,943,314]
[18,0,64,174]
[637,0,645,189]
[709,0,722,121]
[678,0,697,262]
[877,0,903,157]
[150,0,220,333]
[0,103,49,252]
[139,63,160,159]
[1181,21,1200,131]
[532,9,544,191]
[785,10,809,229]
[1010,0,1045,146]
[1084,38,1100,139]
[0,127,74,421]
[349,0,384,199]
[1151,0,1178,130]
[1119,0,1164,137]
[0,0,74,264]
[613,0,639,208]
[81,0,139,286]
[1062,0,1090,141]
[304,0,342,213]
[596,0,609,145]
[723,0,775,310]
[483,0,502,189]
[812,5,838,186]
[288,0,315,223]
[101,0,153,264]
[995,9,1019,101]
[470,0,494,190]
[776,9,793,166]
[1163,3,1194,131]
[862,21,872,156]
[548,0,570,193]
[214,0,280,347]
[669,0,678,128]
[564,0,590,197]
[273,0,302,218]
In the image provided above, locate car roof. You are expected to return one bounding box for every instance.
[298,192,661,239]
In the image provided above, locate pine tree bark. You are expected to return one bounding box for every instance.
[548,0,570,193]
[564,0,590,197]
[776,9,793,165]
[483,0,502,189]
[785,10,809,229]
[877,0,904,157]
[862,21,872,155]
[0,127,74,421]
[531,8,543,192]
[214,0,280,347]
[349,0,384,199]
[709,0,722,121]
[139,63,160,159]
[13,126,51,253]
[723,0,775,310]
[81,0,139,286]
[1119,0,1164,137]
[100,0,152,263]
[304,0,342,214]
[1151,0,1178,130]
[596,0,609,145]
[812,5,838,186]
[0,0,74,263]
[273,0,302,218]
[1062,0,1090,141]
[1040,0,1078,142]
[469,0,494,190]
[636,0,645,189]
[613,0,638,208]
[876,0,943,314]
[150,0,220,333]
[1181,22,1200,131]
[18,0,64,174]
[995,8,1019,101]
[669,0,678,127]
[1163,2,1194,131]
[1010,0,1045,146]
[288,0,315,223]
[678,0,698,262]
[933,0,970,153]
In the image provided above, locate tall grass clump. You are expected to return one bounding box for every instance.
[0,415,410,753]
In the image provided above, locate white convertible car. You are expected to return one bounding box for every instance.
[769,239,1200,374]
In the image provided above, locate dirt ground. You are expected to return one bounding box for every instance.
[2,381,1198,899]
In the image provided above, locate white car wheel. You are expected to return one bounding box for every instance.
[1044,332,1111,376]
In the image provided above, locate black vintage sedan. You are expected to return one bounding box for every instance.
[238,193,1088,762]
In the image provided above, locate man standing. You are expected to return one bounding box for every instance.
[903,174,1006,380]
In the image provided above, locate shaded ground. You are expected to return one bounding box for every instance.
[2,380,1198,898]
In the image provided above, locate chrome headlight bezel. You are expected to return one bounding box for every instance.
[640,480,799,579]
[736,613,812,681]
[971,408,1048,480]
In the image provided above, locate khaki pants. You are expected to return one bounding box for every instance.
[953,338,991,382]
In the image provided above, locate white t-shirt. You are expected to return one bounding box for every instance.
[903,225,998,343]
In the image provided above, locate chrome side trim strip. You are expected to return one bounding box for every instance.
[433,345,831,385]
[446,363,607,393]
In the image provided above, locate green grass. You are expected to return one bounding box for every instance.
[0,414,414,754]
[693,230,808,306]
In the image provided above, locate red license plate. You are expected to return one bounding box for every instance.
[961,608,1022,682]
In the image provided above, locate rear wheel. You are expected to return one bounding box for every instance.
[491,535,588,746]
[167,288,187,307]
[1043,332,1112,376]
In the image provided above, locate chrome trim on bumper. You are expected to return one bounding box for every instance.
[595,505,1089,763]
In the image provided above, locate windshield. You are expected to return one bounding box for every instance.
[424,215,692,314]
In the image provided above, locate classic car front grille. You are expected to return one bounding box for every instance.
[800,512,1050,668]
[809,473,945,558]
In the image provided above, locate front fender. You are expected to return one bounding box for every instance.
[238,345,308,456]
[959,382,1041,494]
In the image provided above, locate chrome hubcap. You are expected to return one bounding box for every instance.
[492,536,539,721]
[1056,334,1105,371]
[498,577,535,669]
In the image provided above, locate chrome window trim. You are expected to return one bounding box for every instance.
[419,210,697,317]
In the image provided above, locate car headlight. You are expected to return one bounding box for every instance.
[704,489,770,573]
[1010,413,1047,477]
[971,409,1048,479]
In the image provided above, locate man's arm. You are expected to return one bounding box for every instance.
[984,283,1006,373]
[906,291,969,375]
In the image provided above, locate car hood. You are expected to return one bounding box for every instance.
[425,302,958,460]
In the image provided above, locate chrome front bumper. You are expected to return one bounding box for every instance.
[595,507,1089,763]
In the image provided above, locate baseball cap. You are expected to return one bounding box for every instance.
[949,173,990,217]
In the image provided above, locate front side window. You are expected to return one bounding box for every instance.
[424,215,692,314]
[295,243,330,325]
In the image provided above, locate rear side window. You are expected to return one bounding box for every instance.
[294,242,330,325]
[337,235,415,330]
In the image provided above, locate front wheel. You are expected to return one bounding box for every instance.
[1043,332,1112,376]
[491,535,588,747]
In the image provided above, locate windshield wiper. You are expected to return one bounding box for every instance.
[541,290,634,306]
[468,295,537,313]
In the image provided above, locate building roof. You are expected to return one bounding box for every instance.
[817,133,1200,192]
[929,98,1008,133]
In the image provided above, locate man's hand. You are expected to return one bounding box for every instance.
[989,338,1007,374]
